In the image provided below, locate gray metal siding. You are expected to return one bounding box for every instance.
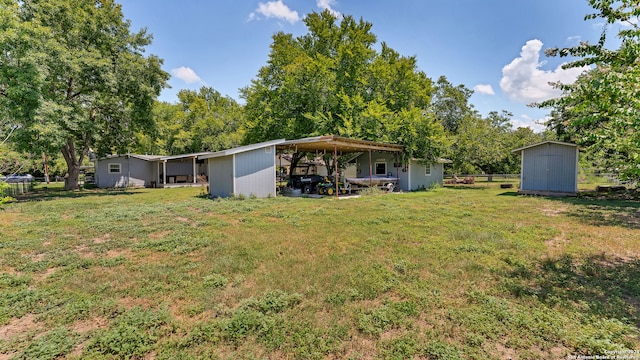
[208,156,234,198]
[354,152,400,178]
[96,156,153,188]
[166,159,194,176]
[521,143,577,193]
[234,146,276,197]
[408,161,444,190]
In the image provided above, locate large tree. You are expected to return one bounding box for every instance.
[241,10,447,165]
[538,0,640,181]
[1,0,169,189]
[135,87,245,155]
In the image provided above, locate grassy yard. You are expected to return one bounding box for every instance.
[0,183,639,359]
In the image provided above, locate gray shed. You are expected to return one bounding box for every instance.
[94,154,161,188]
[199,139,285,198]
[512,141,579,194]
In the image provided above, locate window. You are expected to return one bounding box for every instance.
[375,162,387,176]
[425,164,431,176]
[108,163,121,174]
[265,146,272,153]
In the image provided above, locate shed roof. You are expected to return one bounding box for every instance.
[511,140,578,154]
[198,139,286,160]
[277,135,403,153]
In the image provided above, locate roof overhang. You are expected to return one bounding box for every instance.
[198,139,286,160]
[512,140,578,154]
[276,135,403,153]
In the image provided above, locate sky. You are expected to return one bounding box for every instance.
[117,0,615,132]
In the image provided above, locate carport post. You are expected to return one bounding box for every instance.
[334,144,338,198]
[368,149,373,187]
[162,160,167,186]
[192,157,197,184]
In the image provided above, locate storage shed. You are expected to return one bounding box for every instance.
[512,141,579,195]
[95,154,161,188]
[200,139,285,198]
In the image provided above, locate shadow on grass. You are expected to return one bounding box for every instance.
[553,196,640,229]
[15,186,140,202]
[504,253,640,327]
[442,184,488,191]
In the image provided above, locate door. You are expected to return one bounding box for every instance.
[532,155,561,191]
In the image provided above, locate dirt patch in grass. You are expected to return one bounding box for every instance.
[30,252,46,262]
[343,335,377,359]
[117,296,156,309]
[149,230,171,239]
[105,249,129,258]
[38,267,57,280]
[541,205,569,217]
[0,314,43,339]
[93,233,111,244]
[75,245,95,259]
[71,316,109,333]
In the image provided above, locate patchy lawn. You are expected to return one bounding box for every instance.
[1,183,639,359]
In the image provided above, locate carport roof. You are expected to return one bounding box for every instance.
[276,135,403,153]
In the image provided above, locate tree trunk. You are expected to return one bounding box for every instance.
[65,164,80,190]
[61,134,90,190]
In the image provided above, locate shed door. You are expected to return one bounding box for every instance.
[533,155,562,191]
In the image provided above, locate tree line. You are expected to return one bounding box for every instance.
[2,0,637,190]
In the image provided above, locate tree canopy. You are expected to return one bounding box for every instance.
[0,0,169,189]
[134,87,245,155]
[241,10,448,163]
[539,0,640,181]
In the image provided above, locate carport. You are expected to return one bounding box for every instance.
[276,135,404,197]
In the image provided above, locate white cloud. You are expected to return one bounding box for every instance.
[510,114,546,133]
[473,84,495,95]
[566,35,581,45]
[249,1,300,24]
[499,39,588,104]
[317,0,341,18]
[171,66,204,84]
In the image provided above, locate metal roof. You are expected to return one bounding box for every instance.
[160,152,211,161]
[511,140,578,153]
[276,135,403,153]
[198,139,286,160]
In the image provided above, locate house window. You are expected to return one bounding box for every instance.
[265,146,272,153]
[375,162,387,176]
[425,164,432,176]
[108,163,121,174]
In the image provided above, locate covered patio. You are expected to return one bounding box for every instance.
[276,135,404,197]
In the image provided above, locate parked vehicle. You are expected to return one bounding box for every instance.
[287,164,324,194]
[3,174,34,183]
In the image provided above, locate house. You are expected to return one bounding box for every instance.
[94,154,161,188]
[94,153,208,188]
[199,139,285,198]
[511,141,579,195]
[350,152,450,191]
[277,136,449,193]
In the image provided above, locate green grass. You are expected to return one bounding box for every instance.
[0,183,639,359]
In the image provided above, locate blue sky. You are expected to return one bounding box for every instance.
[118,0,610,132]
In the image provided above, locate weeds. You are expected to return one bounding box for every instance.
[0,185,638,357]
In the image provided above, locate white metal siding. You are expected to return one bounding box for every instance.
[234,146,276,198]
